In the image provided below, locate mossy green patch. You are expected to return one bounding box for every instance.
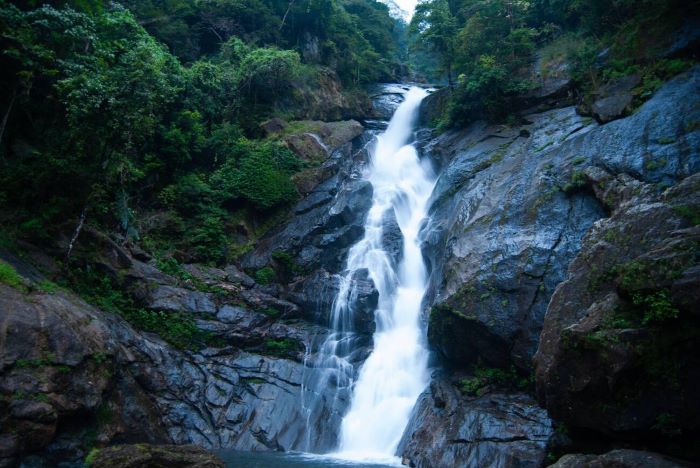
[0,260,26,291]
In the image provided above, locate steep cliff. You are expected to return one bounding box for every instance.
[398,66,700,467]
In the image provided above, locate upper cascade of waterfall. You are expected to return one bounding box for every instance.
[377,0,412,22]
[326,86,434,463]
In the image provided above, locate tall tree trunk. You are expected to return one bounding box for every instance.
[280,0,295,30]
[0,88,17,148]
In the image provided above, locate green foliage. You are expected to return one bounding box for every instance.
[411,0,536,125]
[255,267,276,285]
[410,0,696,128]
[37,280,60,294]
[261,307,281,319]
[120,0,401,85]
[563,170,587,193]
[263,338,299,357]
[272,250,304,281]
[673,205,700,226]
[0,0,397,265]
[459,364,530,396]
[0,260,26,291]
[85,447,100,466]
[632,290,680,326]
[211,139,301,210]
[63,265,212,349]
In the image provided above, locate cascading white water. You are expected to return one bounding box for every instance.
[329,87,434,462]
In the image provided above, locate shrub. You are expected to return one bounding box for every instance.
[563,170,587,193]
[633,290,680,325]
[263,338,299,357]
[459,364,529,396]
[255,267,275,285]
[0,261,25,291]
[211,138,301,211]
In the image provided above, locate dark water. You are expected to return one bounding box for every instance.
[216,451,401,468]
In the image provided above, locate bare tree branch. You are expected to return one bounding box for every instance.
[65,206,87,262]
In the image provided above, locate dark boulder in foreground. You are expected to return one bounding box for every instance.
[548,449,692,468]
[398,377,553,468]
[89,444,225,468]
[534,170,700,453]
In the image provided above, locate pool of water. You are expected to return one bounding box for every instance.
[216,451,402,468]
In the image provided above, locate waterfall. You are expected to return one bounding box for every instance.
[328,87,434,462]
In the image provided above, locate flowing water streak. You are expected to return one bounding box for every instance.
[331,87,434,462]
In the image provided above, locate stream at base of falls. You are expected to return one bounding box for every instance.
[217,451,401,468]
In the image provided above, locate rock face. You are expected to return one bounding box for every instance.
[398,377,553,468]
[423,66,700,374]
[285,68,372,121]
[423,106,605,372]
[418,87,450,127]
[0,248,338,466]
[533,171,700,448]
[89,444,225,468]
[0,283,168,468]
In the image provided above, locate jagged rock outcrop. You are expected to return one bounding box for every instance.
[0,282,168,468]
[423,66,700,374]
[533,171,700,453]
[0,249,336,466]
[369,83,409,121]
[398,377,553,468]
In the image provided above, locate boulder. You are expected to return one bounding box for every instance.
[586,74,641,123]
[88,444,225,468]
[418,87,451,127]
[145,285,217,315]
[549,450,691,468]
[369,83,410,120]
[399,377,553,468]
[381,209,403,268]
[534,172,700,451]
[260,117,289,136]
[0,280,167,467]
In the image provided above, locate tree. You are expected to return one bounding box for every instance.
[411,0,458,85]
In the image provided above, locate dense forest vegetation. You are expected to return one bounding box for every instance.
[1,0,696,270]
[0,0,402,267]
[410,0,698,126]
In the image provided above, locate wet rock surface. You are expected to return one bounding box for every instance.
[423,66,700,374]
[0,249,338,466]
[398,377,553,468]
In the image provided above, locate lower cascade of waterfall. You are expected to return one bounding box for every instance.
[303,87,435,464]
